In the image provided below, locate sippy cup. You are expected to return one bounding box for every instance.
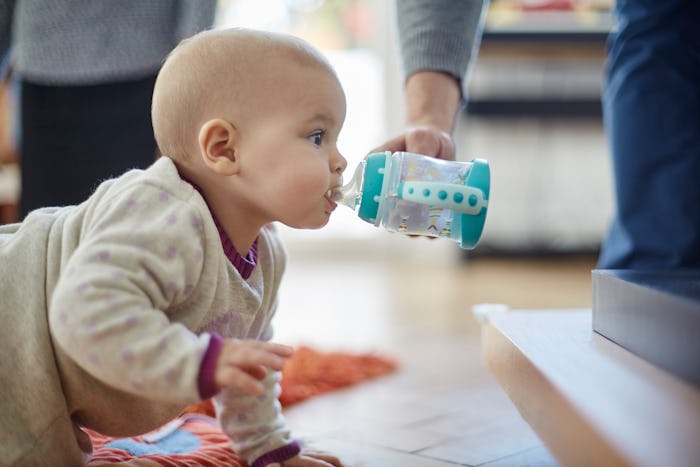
[331,151,490,249]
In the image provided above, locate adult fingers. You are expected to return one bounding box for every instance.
[404,126,457,161]
[369,132,406,154]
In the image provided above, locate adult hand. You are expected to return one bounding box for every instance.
[372,124,456,161]
[372,71,462,161]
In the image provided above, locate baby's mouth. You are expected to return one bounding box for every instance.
[326,187,342,202]
[324,187,340,212]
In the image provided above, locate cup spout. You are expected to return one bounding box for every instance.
[330,161,365,210]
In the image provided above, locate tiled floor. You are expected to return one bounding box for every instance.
[272,237,596,466]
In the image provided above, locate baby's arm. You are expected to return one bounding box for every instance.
[214,341,344,467]
[214,339,292,396]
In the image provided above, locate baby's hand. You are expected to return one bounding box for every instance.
[214,339,293,395]
[270,450,343,467]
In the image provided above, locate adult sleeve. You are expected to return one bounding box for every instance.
[396,0,488,98]
[174,0,217,41]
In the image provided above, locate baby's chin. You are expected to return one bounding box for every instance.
[283,214,332,231]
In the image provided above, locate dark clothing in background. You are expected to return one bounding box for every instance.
[19,77,157,214]
[0,0,217,217]
[598,0,700,269]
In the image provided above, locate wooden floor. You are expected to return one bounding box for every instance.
[273,238,597,466]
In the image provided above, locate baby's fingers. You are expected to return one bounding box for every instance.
[215,365,265,395]
[218,340,293,374]
[239,343,292,371]
[243,364,267,381]
[264,341,295,358]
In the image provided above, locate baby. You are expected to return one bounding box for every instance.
[0,28,347,466]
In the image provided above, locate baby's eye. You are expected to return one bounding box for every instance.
[308,130,325,146]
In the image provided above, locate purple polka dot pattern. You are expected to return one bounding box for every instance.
[166,282,179,295]
[121,349,134,362]
[84,322,97,335]
[166,246,177,259]
[47,182,277,421]
[125,315,139,327]
[164,369,177,383]
[198,309,243,337]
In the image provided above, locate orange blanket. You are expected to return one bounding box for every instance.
[87,346,396,465]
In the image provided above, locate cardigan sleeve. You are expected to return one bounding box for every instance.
[49,180,213,405]
[396,0,487,98]
[215,370,297,466]
[212,223,295,465]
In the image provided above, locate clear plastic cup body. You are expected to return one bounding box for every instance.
[332,151,489,249]
[377,152,473,241]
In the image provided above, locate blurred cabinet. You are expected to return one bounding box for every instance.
[467,3,612,118]
[460,2,615,254]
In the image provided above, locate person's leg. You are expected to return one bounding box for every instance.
[19,75,157,217]
[598,0,700,269]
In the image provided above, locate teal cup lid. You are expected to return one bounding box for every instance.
[358,152,389,224]
[460,158,490,248]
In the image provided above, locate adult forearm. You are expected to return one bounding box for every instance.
[405,71,462,134]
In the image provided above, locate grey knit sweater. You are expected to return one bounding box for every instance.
[0,0,216,85]
[396,0,487,97]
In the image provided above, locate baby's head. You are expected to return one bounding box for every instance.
[152,28,348,237]
[152,27,340,163]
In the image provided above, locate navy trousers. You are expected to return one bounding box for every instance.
[597,0,700,269]
[19,75,157,217]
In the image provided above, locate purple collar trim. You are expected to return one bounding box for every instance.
[185,180,257,280]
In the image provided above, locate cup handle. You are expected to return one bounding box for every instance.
[397,181,487,215]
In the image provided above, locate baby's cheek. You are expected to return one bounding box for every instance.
[292,172,328,199]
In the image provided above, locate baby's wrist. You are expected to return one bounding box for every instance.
[197,333,223,399]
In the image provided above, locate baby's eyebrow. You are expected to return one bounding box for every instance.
[304,112,336,127]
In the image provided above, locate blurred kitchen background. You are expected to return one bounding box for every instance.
[0,0,615,260]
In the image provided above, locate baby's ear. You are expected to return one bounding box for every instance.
[198,118,239,175]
